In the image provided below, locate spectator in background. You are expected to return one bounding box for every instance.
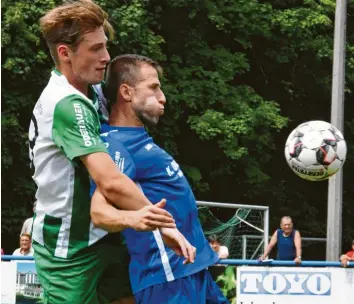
[207,234,230,286]
[260,216,302,264]
[208,234,229,259]
[340,240,354,267]
[1,248,4,255]
[20,201,36,235]
[13,233,34,256]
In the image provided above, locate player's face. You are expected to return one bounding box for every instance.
[131,64,166,126]
[69,27,110,85]
[281,219,293,233]
[20,236,31,250]
[209,240,220,252]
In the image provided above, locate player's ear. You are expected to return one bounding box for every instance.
[120,84,132,102]
[57,44,71,63]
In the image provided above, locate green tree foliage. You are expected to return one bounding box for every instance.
[2,0,353,254]
[216,266,237,303]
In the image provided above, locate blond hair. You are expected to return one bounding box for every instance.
[40,0,114,64]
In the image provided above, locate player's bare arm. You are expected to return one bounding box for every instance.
[159,227,197,264]
[91,188,196,263]
[91,189,176,231]
[82,152,172,214]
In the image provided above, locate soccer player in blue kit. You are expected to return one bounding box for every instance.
[90,54,229,304]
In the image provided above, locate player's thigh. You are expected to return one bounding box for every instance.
[33,241,105,304]
[97,238,133,303]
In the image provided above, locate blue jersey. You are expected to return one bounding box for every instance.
[91,125,218,294]
[276,229,296,260]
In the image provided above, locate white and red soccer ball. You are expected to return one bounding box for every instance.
[285,120,347,181]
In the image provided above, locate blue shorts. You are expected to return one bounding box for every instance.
[135,269,229,304]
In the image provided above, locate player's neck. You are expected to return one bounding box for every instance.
[109,106,144,127]
[56,66,89,96]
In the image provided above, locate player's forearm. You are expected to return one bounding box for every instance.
[91,190,134,232]
[98,173,152,210]
[82,152,152,210]
[91,205,133,233]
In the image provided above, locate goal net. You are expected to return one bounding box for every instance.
[197,201,269,259]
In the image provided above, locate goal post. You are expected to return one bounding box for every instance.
[196,201,269,259]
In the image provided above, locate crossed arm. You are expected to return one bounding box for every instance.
[82,152,196,263]
[82,152,162,211]
[90,188,196,264]
[90,189,172,232]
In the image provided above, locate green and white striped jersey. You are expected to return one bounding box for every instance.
[29,70,109,258]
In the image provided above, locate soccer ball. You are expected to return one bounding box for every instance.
[284,120,347,181]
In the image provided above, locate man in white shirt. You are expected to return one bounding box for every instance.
[20,201,36,235]
[207,234,230,283]
[208,234,229,259]
[13,233,34,256]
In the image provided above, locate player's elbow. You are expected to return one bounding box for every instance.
[90,211,101,229]
[97,175,124,199]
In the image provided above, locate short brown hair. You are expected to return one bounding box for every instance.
[105,54,163,103]
[20,233,32,240]
[40,0,114,64]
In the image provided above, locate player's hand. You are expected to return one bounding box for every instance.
[160,227,196,264]
[129,199,176,231]
[294,257,302,264]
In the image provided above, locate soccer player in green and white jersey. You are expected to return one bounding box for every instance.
[29,1,194,303]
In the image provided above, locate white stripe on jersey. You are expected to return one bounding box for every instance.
[32,209,45,246]
[135,182,175,282]
[54,164,75,258]
[152,230,175,282]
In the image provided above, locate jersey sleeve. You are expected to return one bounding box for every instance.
[52,95,107,160]
[90,131,137,197]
